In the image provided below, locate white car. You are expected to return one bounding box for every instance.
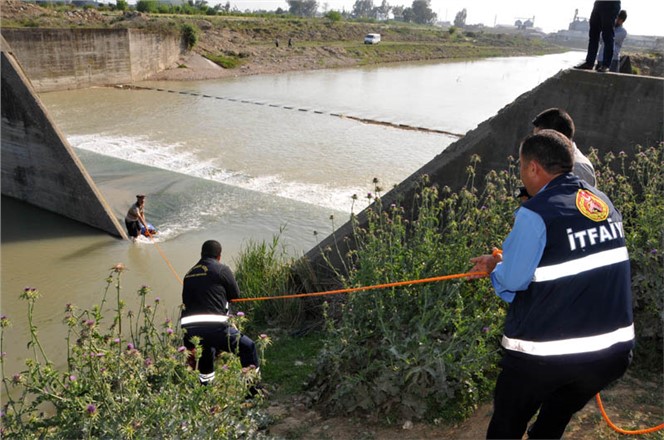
[364,33,381,44]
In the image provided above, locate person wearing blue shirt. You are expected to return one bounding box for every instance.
[597,10,628,72]
[471,130,633,439]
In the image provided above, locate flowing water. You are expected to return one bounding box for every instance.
[0,51,580,376]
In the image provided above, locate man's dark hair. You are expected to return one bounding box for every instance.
[201,240,222,258]
[532,108,575,140]
[618,10,627,20]
[520,130,574,175]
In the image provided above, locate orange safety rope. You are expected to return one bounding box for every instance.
[596,393,664,435]
[143,228,183,285]
[233,259,663,434]
[231,271,488,303]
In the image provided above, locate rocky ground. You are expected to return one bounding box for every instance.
[264,372,663,439]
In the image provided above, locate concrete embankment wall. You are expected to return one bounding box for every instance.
[305,69,664,283]
[1,35,127,238]
[1,28,183,92]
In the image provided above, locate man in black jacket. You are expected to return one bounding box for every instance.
[180,240,259,385]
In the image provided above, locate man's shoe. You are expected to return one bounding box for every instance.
[574,62,594,70]
[596,65,609,73]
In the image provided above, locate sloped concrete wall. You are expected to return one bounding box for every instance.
[1,36,127,238]
[1,28,183,92]
[305,69,664,282]
[128,30,184,81]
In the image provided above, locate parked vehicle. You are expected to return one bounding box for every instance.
[364,33,381,44]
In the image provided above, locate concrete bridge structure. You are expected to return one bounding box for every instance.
[1,35,127,238]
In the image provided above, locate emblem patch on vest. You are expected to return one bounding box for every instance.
[576,189,609,221]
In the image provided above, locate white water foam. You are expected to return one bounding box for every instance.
[69,134,369,213]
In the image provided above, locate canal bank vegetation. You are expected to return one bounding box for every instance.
[3,144,661,438]
[238,144,663,426]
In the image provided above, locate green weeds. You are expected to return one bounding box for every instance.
[306,144,663,422]
[590,145,664,370]
[204,53,245,69]
[307,160,519,422]
[1,267,270,439]
[234,230,303,328]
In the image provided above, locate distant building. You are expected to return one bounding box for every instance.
[569,8,589,32]
[515,17,534,30]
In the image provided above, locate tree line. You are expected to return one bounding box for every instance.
[95,0,465,27]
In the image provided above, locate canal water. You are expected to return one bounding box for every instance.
[1,51,580,376]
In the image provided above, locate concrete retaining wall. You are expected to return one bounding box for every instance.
[1,35,127,238]
[1,28,183,92]
[305,68,664,282]
[128,30,183,81]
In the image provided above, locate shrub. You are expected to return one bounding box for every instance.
[325,10,342,22]
[136,0,158,13]
[116,0,128,12]
[234,230,304,328]
[308,159,520,422]
[181,23,199,50]
[0,268,270,438]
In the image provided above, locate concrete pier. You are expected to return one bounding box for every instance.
[1,36,127,238]
[2,28,183,92]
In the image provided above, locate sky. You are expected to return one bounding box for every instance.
[220,0,664,37]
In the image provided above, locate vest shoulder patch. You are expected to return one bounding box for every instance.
[576,189,609,222]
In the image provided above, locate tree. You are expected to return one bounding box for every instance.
[375,0,391,20]
[287,0,319,17]
[325,10,342,21]
[454,8,467,27]
[402,6,414,22]
[136,0,158,13]
[352,0,374,18]
[411,0,436,24]
[392,4,404,21]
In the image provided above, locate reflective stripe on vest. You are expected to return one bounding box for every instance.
[533,246,629,282]
[502,323,634,356]
[180,314,229,326]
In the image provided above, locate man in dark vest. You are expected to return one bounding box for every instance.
[180,240,260,387]
[470,130,634,439]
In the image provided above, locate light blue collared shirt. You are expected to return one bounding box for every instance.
[490,206,546,303]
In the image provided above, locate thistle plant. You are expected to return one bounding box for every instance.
[1,268,270,439]
[590,144,664,369]
[307,144,663,422]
